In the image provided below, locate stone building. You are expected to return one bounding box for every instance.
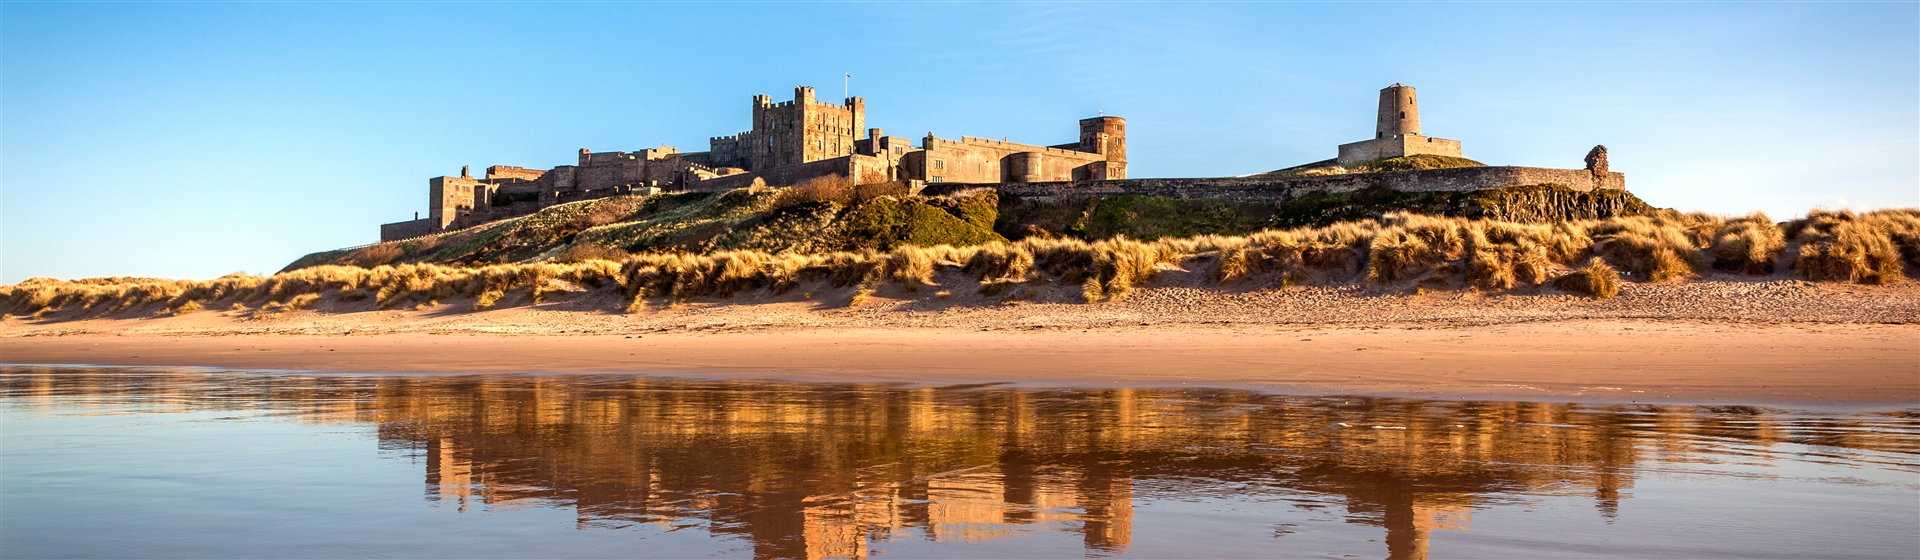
[901,116,1127,184]
[380,85,1125,241]
[1336,84,1464,164]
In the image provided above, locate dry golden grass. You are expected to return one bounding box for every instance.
[770,176,910,208]
[345,243,405,268]
[555,242,631,264]
[1587,216,1703,282]
[1552,258,1622,299]
[7,210,1915,318]
[1711,212,1785,275]
[1788,209,1914,284]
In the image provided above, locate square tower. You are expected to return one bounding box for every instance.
[737,86,866,171]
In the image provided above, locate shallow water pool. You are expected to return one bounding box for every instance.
[3,366,1915,559]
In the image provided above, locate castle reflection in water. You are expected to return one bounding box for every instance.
[5,367,1916,560]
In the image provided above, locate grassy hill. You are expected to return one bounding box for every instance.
[1256,154,1487,178]
[287,175,1658,273]
[286,181,1006,272]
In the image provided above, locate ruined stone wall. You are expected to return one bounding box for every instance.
[920,166,1627,201]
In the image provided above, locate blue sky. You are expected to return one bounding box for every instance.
[4,2,1915,283]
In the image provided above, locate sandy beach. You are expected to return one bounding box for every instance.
[5,276,1917,409]
[2,321,1915,408]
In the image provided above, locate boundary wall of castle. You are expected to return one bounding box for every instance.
[379,219,435,242]
[919,166,1626,201]
[687,154,894,193]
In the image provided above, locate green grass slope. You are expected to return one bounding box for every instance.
[286,176,1650,272]
[1256,154,1487,178]
[284,187,1007,272]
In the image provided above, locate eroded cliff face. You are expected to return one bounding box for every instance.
[1462,184,1651,222]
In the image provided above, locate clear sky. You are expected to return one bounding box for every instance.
[3,2,1916,283]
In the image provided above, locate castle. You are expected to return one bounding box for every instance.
[381,83,1623,242]
[380,86,1126,240]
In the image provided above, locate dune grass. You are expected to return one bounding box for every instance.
[1551,258,1622,299]
[7,209,1917,320]
[1787,209,1918,284]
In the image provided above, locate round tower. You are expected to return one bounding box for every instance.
[1375,84,1420,138]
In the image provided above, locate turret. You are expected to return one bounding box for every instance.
[847,97,866,136]
[1376,84,1420,138]
[1079,116,1127,162]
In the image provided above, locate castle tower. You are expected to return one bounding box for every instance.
[1337,83,1460,164]
[1078,116,1128,179]
[1079,116,1127,161]
[1376,84,1419,138]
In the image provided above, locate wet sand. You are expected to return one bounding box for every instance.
[4,320,1914,409]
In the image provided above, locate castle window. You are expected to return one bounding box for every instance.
[1400,111,1407,119]
[933,160,945,170]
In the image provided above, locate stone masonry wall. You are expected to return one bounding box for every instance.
[685,153,897,193]
[915,136,1108,183]
[379,218,434,242]
[920,166,1627,201]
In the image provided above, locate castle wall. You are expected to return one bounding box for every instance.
[429,176,485,229]
[920,166,1626,202]
[1337,134,1464,164]
[708,135,748,169]
[379,218,434,242]
[574,150,644,191]
[686,153,896,192]
[913,136,1112,184]
[485,166,545,182]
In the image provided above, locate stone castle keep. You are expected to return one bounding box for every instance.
[380,84,1622,241]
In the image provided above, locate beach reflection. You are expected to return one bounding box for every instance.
[4,367,1917,559]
